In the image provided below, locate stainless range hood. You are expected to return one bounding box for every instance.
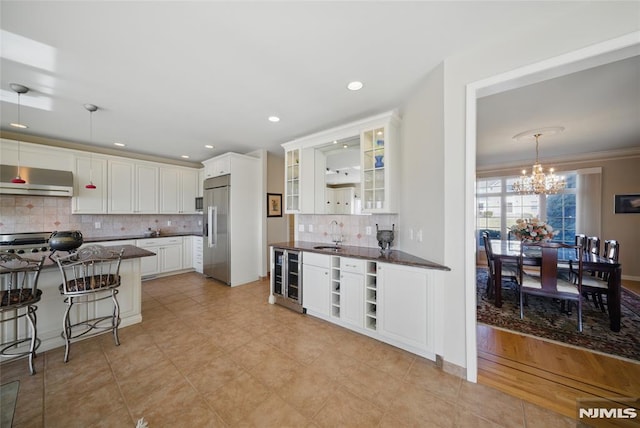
[0,164,74,197]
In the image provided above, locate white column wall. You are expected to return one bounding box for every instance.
[399,2,640,373]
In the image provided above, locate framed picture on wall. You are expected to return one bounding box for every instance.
[614,194,640,214]
[267,193,283,217]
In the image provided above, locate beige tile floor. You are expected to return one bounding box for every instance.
[1,272,577,427]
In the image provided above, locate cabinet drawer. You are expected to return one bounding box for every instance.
[340,258,365,274]
[303,252,330,269]
[137,237,182,247]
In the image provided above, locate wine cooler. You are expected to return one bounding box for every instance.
[270,247,303,313]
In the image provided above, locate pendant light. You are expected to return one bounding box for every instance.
[9,83,29,184]
[84,103,98,189]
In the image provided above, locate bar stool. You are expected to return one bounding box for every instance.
[54,245,123,362]
[0,253,45,375]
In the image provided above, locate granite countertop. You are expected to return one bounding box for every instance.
[271,241,450,271]
[1,245,156,272]
[84,232,203,243]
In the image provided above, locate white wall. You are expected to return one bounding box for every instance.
[400,2,640,372]
[398,63,445,263]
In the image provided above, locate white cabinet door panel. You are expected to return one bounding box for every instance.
[378,263,430,352]
[341,271,364,329]
[135,164,159,213]
[108,161,135,213]
[303,264,330,317]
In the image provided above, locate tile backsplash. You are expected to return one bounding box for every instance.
[0,195,201,238]
[296,214,399,249]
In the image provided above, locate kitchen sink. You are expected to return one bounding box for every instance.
[313,245,341,251]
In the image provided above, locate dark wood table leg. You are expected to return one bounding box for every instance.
[608,267,622,332]
[494,258,503,308]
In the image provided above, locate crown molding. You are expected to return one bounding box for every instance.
[477,146,640,175]
[0,130,203,168]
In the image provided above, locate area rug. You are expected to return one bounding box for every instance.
[476,268,640,361]
[1,380,19,428]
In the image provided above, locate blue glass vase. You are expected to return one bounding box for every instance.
[374,155,384,168]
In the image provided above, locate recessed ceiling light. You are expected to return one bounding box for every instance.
[333,140,338,144]
[181,155,190,159]
[343,144,348,149]
[268,116,280,123]
[347,81,363,91]
[10,122,28,129]
[114,142,126,147]
[205,145,214,149]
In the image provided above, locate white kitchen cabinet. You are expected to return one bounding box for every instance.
[72,155,108,214]
[302,252,331,318]
[360,116,400,213]
[280,111,399,215]
[135,164,159,213]
[193,236,203,273]
[182,235,193,269]
[159,167,199,214]
[197,169,204,197]
[108,160,158,214]
[108,160,135,213]
[340,258,365,329]
[377,263,432,355]
[202,154,231,178]
[136,237,184,277]
[284,148,300,212]
[282,147,317,214]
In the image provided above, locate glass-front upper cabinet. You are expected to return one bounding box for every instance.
[285,148,300,212]
[361,115,399,213]
[362,127,386,212]
[281,110,400,215]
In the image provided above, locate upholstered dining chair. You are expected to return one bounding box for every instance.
[579,240,619,312]
[55,245,124,362]
[482,231,518,299]
[0,253,45,374]
[519,241,584,332]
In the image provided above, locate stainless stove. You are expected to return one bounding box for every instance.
[0,232,52,254]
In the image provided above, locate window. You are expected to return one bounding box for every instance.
[476,173,576,246]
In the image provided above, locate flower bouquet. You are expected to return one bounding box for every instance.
[509,218,556,242]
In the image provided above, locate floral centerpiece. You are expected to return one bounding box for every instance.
[509,218,556,242]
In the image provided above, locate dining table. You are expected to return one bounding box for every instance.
[490,239,623,332]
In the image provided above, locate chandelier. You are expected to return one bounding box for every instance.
[512,131,566,195]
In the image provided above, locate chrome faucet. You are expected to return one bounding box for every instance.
[329,220,343,246]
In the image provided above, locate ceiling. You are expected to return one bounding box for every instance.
[477,52,640,169]
[0,2,637,167]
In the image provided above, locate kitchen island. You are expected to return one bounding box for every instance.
[270,242,450,362]
[1,245,154,356]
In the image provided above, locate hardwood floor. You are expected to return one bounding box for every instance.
[477,279,640,419]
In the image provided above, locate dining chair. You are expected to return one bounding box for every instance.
[54,245,124,363]
[557,234,587,281]
[579,240,619,312]
[0,253,45,375]
[586,236,601,256]
[519,241,584,332]
[482,231,518,299]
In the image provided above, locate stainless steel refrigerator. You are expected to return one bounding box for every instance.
[203,175,230,285]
